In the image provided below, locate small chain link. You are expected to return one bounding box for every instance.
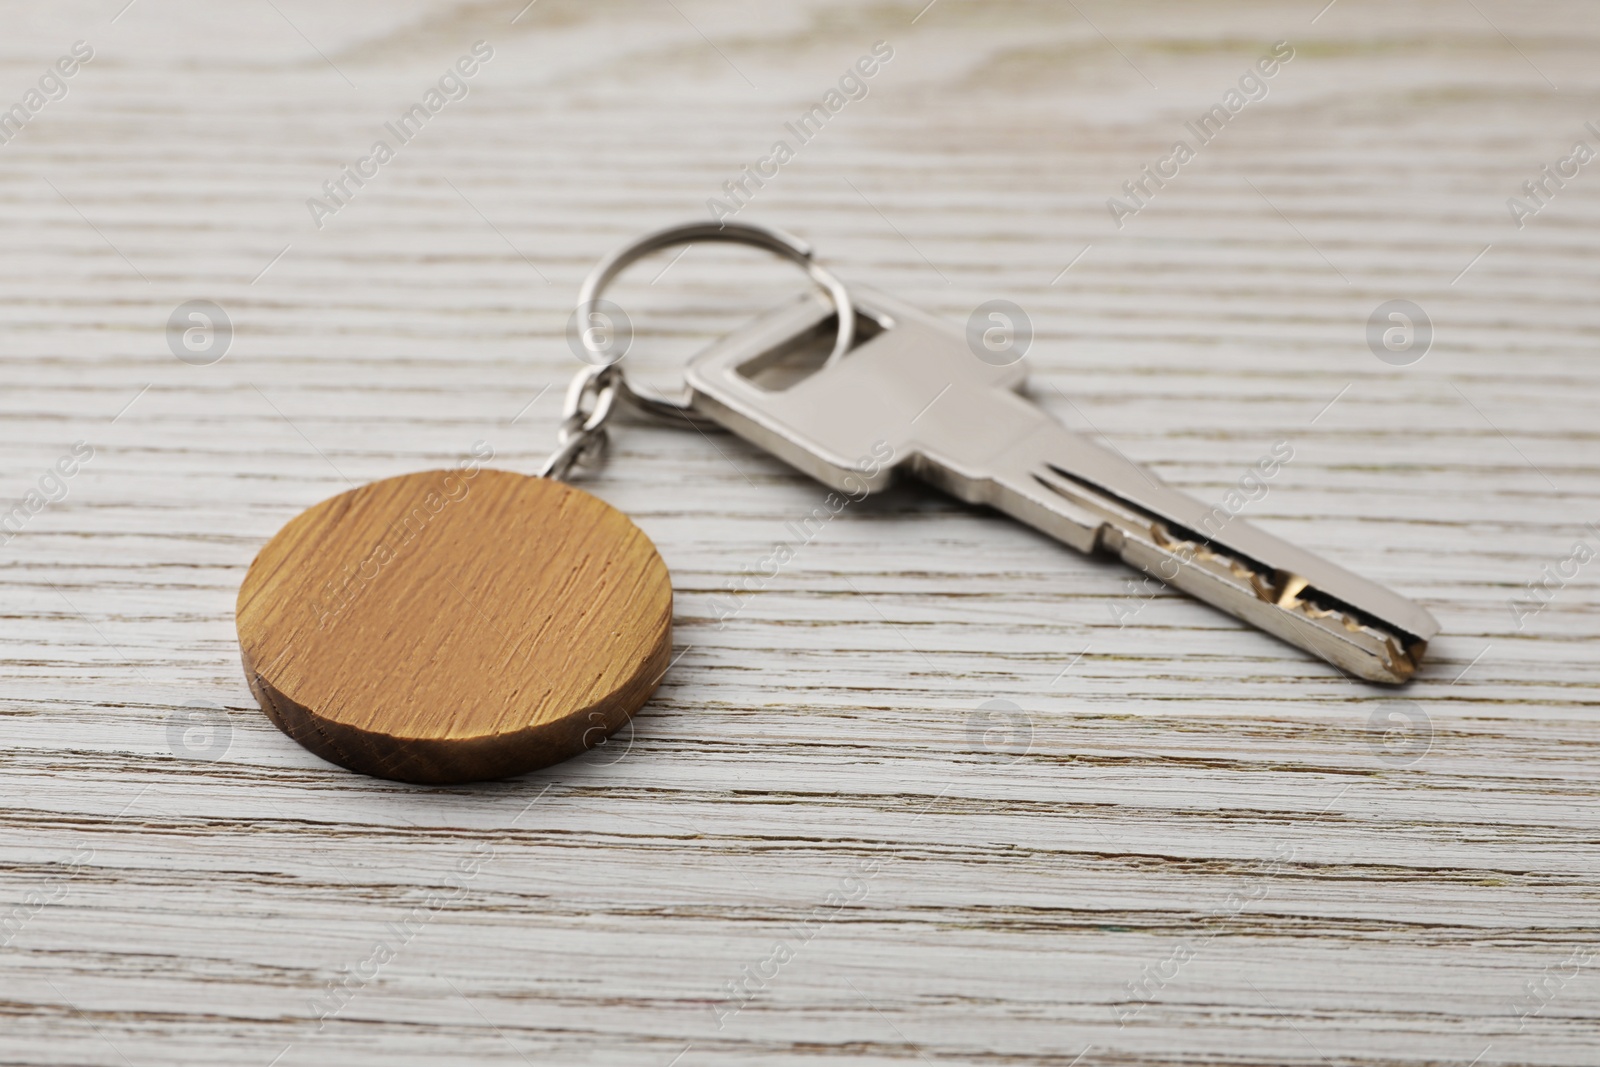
[537,365,618,480]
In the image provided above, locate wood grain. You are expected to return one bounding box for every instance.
[2,0,1599,1065]
[237,468,672,783]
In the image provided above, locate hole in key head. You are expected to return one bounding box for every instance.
[598,241,853,404]
[734,308,888,391]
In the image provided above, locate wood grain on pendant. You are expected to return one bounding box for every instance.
[235,468,673,784]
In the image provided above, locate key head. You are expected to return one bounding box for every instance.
[236,469,672,784]
[685,287,1027,494]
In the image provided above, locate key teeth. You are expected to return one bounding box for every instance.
[1149,522,1426,683]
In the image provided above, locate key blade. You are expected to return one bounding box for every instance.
[1024,458,1438,684]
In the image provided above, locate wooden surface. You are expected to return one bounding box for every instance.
[2,0,1598,1064]
[238,468,673,783]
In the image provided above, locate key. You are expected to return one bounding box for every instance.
[682,286,1439,684]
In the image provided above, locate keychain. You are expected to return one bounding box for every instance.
[237,221,1438,785]
[235,224,853,784]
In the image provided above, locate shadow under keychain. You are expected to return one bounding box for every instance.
[238,220,1439,785]
[235,223,854,784]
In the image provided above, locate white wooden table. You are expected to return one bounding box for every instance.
[3,1,1598,1063]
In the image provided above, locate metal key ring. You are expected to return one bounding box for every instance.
[572,220,855,422]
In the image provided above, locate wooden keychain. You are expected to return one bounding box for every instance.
[236,223,854,784]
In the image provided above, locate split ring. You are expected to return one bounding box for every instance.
[570,220,855,421]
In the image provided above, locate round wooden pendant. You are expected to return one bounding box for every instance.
[236,469,672,784]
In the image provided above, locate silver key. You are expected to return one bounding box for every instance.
[683,286,1439,684]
